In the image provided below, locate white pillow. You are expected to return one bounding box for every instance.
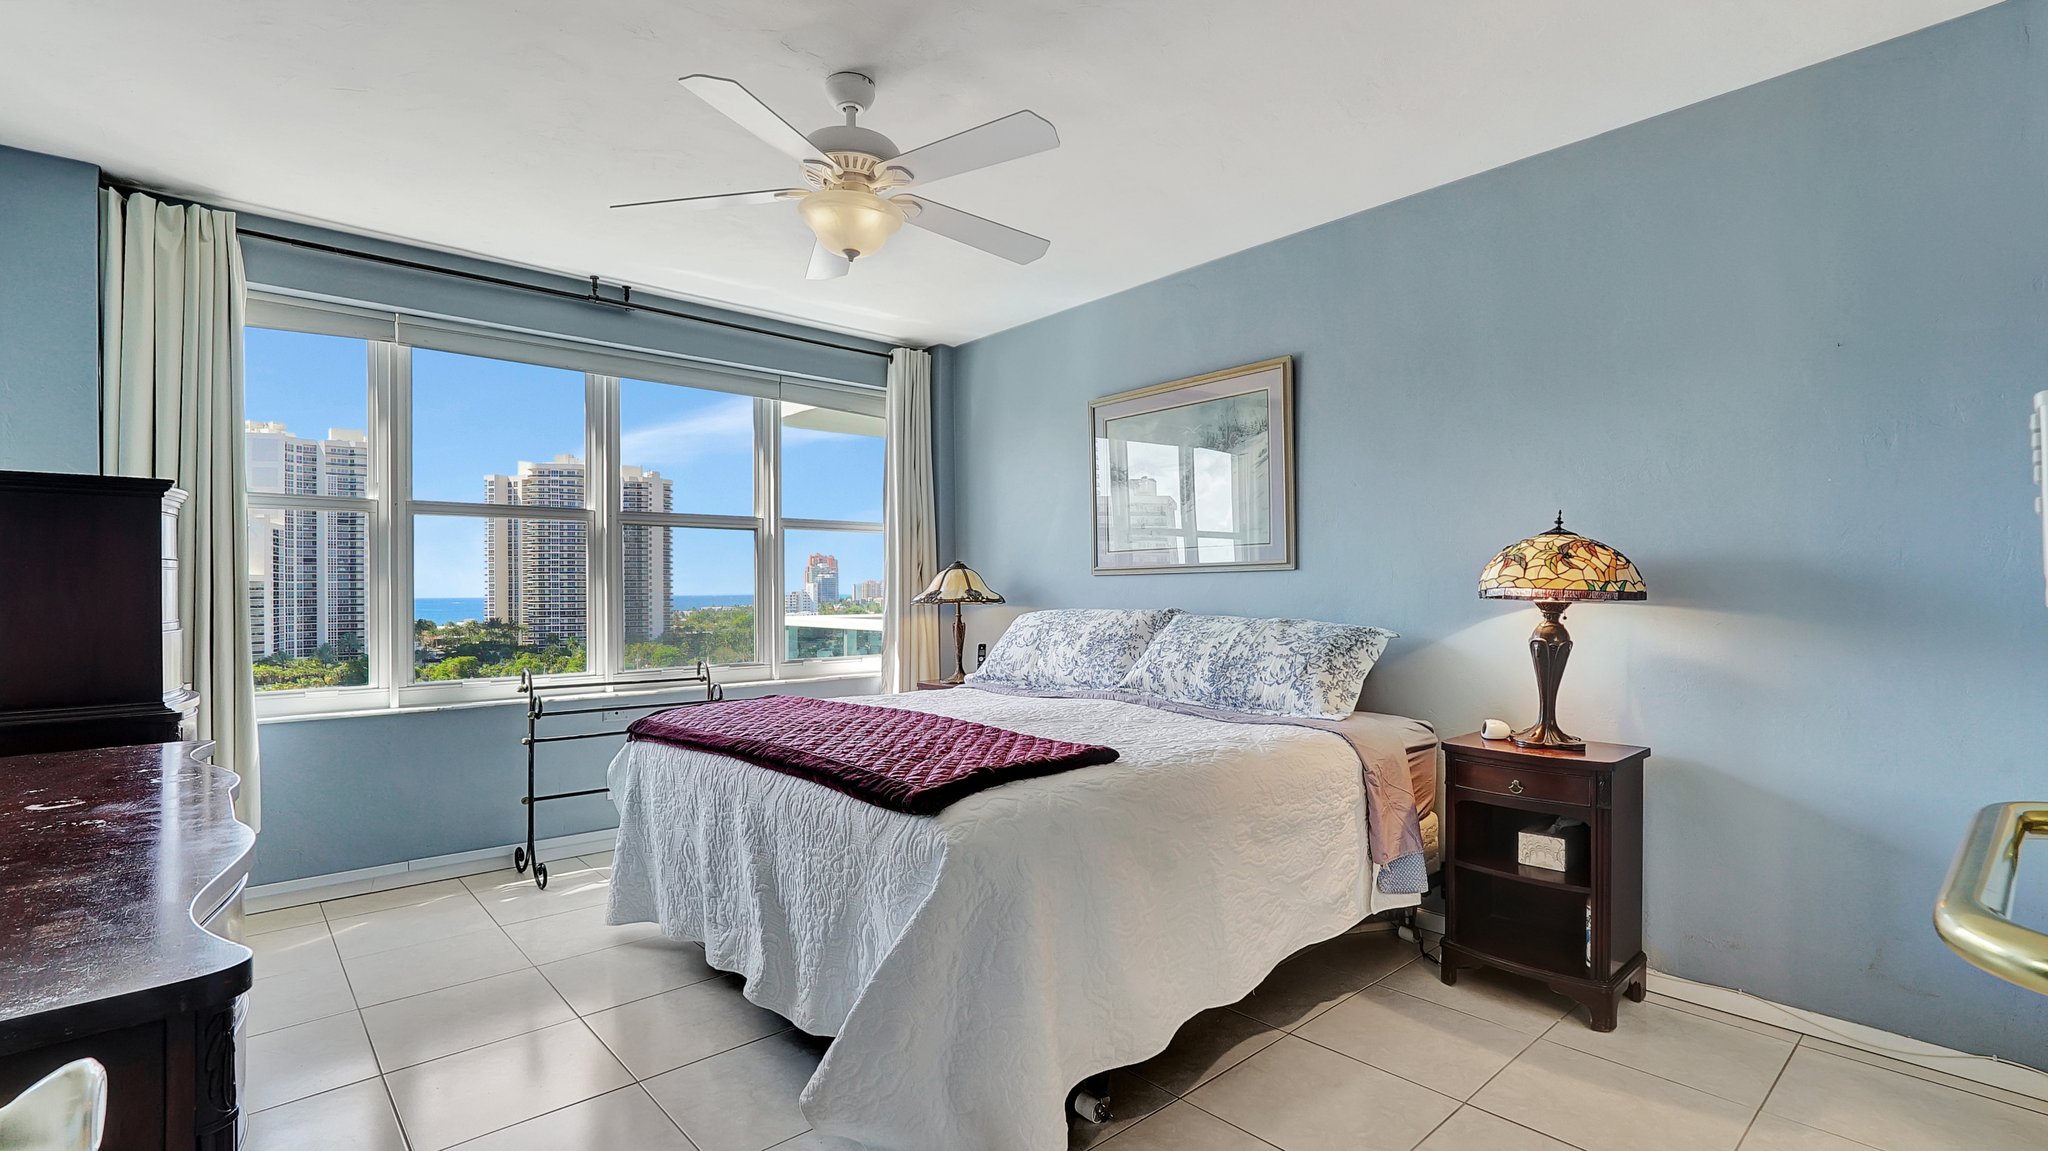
[1116,613,1397,719]
[966,608,1182,693]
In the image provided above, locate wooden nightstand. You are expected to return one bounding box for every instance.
[1440,732,1649,1031]
[914,680,960,691]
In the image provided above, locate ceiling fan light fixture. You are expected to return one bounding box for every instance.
[797,188,904,261]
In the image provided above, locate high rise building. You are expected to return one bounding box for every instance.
[852,579,883,603]
[803,552,840,605]
[482,456,672,644]
[245,422,369,660]
[785,588,817,615]
[621,465,673,643]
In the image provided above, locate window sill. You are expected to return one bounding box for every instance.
[255,669,885,725]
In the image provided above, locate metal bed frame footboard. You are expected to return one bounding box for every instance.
[512,664,723,890]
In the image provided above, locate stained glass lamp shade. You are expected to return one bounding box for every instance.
[1478,515,1646,750]
[912,561,1005,683]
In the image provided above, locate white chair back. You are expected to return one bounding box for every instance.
[0,1059,107,1151]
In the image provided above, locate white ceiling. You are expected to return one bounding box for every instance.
[0,0,1997,346]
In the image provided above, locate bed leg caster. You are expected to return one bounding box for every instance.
[1068,1076,1112,1124]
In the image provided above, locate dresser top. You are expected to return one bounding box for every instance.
[1443,731,1651,767]
[0,742,253,1050]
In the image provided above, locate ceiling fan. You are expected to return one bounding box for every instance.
[613,71,1059,280]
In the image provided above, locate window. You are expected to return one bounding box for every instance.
[244,298,887,713]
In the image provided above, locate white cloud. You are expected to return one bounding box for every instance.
[619,396,754,471]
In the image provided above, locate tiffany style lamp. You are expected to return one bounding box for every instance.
[912,561,1006,684]
[1477,514,1647,751]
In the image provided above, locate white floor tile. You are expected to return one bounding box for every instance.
[343,926,531,1007]
[1738,1113,1875,1150]
[1188,1034,1459,1151]
[1130,1007,1283,1095]
[384,1019,632,1151]
[329,895,501,960]
[246,962,358,1036]
[501,903,664,966]
[249,921,343,982]
[1417,1107,1576,1150]
[245,1078,407,1151]
[245,903,326,937]
[465,865,614,925]
[245,1011,381,1113]
[1472,1040,1753,1151]
[1098,1101,1277,1150]
[1299,986,1533,1100]
[1762,1046,2048,1151]
[362,968,576,1072]
[641,1031,821,1151]
[538,937,718,1015]
[1376,961,1573,1037]
[1231,932,1417,1030]
[585,976,790,1079]
[452,1084,693,1150]
[323,877,477,921]
[1546,999,1794,1107]
[582,850,616,869]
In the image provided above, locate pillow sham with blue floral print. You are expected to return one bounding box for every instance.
[965,608,1183,693]
[1116,613,1397,719]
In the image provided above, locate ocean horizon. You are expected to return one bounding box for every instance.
[413,593,755,624]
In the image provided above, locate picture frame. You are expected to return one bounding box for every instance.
[1090,355,1295,575]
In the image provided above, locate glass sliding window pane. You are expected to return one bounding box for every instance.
[784,527,884,661]
[414,515,588,681]
[245,328,372,496]
[412,349,586,504]
[780,402,883,523]
[619,379,754,516]
[247,507,371,690]
[623,526,757,670]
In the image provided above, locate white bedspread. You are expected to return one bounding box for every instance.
[607,687,1423,1151]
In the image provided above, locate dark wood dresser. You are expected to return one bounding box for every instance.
[0,471,198,756]
[0,742,252,1150]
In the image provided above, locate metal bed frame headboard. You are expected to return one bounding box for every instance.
[511,664,724,889]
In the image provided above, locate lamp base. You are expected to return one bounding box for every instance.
[1510,719,1585,752]
[1514,601,1587,753]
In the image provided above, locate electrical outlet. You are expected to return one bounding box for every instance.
[975,642,987,668]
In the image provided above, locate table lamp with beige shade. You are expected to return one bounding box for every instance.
[1478,514,1646,751]
[912,561,1006,684]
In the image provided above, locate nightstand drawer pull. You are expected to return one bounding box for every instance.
[1454,761,1596,806]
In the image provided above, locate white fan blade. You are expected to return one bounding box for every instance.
[807,243,850,280]
[883,111,1058,186]
[679,75,836,171]
[610,188,804,210]
[895,196,1050,265]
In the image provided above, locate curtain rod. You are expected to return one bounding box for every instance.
[231,227,894,360]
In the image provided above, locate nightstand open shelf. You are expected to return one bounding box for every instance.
[1440,732,1650,1031]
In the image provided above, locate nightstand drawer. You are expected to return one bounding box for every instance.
[1454,760,1595,807]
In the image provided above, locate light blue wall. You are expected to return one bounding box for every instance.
[947,2,2048,1065]
[0,145,101,472]
[252,676,879,883]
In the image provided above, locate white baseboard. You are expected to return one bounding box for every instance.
[1646,968,2048,1106]
[1406,910,2045,1104]
[244,827,618,913]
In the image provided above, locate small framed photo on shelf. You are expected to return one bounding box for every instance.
[1090,356,1295,575]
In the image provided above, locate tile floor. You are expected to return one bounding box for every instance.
[242,859,2048,1150]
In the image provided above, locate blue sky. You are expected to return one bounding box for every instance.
[246,328,883,599]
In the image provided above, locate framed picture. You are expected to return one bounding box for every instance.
[1091,356,1295,574]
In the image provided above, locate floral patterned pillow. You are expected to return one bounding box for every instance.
[966,608,1184,693]
[1116,613,1397,719]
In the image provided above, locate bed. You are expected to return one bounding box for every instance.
[607,681,1436,1151]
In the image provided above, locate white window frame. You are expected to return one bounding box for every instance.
[247,294,886,718]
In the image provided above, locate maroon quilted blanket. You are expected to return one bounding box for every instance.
[626,695,1120,815]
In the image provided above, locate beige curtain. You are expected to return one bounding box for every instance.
[100,189,260,828]
[881,348,940,691]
